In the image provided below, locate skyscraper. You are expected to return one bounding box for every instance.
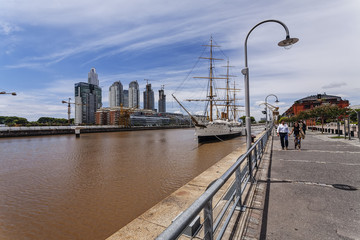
[158,86,166,113]
[74,68,102,124]
[88,67,99,86]
[123,90,129,108]
[128,81,140,108]
[109,81,124,108]
[143,83,155,110]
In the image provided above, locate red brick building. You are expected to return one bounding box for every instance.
[284,93,349,117]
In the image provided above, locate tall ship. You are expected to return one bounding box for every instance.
[173,37,244,142]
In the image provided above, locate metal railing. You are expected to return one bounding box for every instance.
[156,127,273,240]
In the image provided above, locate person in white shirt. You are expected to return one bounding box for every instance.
[277,120,289,150]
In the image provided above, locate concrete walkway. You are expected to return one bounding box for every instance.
[254,131,360,240]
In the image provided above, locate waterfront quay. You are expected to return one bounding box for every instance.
[242,130,360,239]
[0,125,191,137]
[108,129,360,239]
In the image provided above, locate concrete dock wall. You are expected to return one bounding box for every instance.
[0,125,191,137]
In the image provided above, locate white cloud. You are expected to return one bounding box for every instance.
[1,0,360,121]
[0,21,21,35]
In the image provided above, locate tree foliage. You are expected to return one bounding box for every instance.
[349,109,360,123]
[37,117,69,124]
[240,115,256,124]
[0,116,73,126]
[0,116,28,126]
[288,105,348,133]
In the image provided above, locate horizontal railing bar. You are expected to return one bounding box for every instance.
[241,175,250,194]
[216,196,240,240]
[213,190,236,232]
[240,166,248,182]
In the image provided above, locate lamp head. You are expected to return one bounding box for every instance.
[11,92,17,96]
[278,36,299,47]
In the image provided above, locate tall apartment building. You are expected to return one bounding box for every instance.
[88,67,99,86]
[74,68,102,124]
[128,80,140,108]
[143,83,155,110]
[123,90,129,107]
[109,81,124,108]
[158,87,166,113]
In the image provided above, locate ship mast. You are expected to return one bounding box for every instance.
[231,81,243,121]
[224,60,232,119]
[218,60,237,120]
[192,37,225,121]
[209,38,214,121]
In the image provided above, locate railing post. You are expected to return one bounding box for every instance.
[248,152,254,182]
[235,167,243,209]
[254,146,258,168]
[204,199,213,240]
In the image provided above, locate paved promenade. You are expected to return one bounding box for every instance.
[247,130,360,240]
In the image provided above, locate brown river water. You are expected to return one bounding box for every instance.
[0,128,258,240]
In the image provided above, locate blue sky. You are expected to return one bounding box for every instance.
[1,0,360,121]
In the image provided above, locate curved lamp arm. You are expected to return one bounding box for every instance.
[244,19,299,67]
[265,94,279,103]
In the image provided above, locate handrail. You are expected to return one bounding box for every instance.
[156,126,273,240]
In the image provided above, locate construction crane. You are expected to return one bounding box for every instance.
[119,104,136,127]
[61,98,86,124]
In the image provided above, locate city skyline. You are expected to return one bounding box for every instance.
[1,0,360,121]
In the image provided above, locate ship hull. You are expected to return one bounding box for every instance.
[195,121,243,142]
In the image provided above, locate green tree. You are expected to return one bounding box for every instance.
[0,116,29,126]
[240,116,256,124]
[308,105,346,133]
[37,117,70,125]
[15,117,28,125]
[278,116,292,123]
[349,109,360,123]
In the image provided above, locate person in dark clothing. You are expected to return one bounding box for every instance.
[289,121,302,150]
[302,121,307,134]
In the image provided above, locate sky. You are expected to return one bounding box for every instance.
[1,0,360,121]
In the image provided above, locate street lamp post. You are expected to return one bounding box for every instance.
[242,19,299,151]
[265,94,279,129]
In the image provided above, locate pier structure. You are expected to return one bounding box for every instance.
[107,127,360,239]
[0,125,191,137]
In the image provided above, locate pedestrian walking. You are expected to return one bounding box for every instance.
[302,120,307,134]
[277,120,289,150]
[289,121,303,150]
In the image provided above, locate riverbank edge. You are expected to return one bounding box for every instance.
[0,125,192,138]
[106,130,266,240]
